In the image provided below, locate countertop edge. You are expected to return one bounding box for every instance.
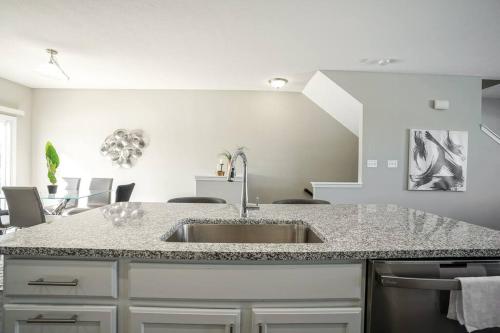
[1,247,500,261]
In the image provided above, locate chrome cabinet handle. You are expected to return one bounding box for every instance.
[379,274,461,290]
[28,278,79,287]
[27,314,78,324]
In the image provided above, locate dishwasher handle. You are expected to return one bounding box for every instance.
[379,274,461,290]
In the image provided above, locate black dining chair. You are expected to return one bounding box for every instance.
[167,197,227,204]
[115,183,135,202]
[272,199,331,204]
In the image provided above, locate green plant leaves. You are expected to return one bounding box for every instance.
[47,170,57,184]
[45,141,60,184]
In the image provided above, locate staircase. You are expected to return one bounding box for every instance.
[481,80,500,144]
[480,124,500,144]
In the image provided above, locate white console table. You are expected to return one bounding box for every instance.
[195,176,243,205]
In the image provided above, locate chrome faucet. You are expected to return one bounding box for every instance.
[227,148,259,217]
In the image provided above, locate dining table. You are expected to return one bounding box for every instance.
[0,189,112,215]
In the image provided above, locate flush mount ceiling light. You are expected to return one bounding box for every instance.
[37,48,70,80]
[360,58,398,66]
[268,78,288,89]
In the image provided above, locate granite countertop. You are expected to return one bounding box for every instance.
[0,203,499,261]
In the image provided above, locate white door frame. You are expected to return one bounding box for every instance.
[0,113,17,188]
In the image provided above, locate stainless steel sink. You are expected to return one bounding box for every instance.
[165,222,323,243]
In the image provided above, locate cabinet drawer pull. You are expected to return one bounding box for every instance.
[258,323,263,333]
[27,314,78,324]
[229,323,234,333]
[28,278,79,287]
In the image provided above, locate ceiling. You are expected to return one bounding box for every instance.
[1,0,500,91]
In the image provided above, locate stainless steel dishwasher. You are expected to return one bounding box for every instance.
[367,260,500,333]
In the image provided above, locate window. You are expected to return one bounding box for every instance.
[0,114,16,208]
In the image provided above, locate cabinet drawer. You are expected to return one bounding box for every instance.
[129,263,362,300]
[130,306,241,333]
[5,259,118,298]
[252,307,362,333]
[4,304,116,333]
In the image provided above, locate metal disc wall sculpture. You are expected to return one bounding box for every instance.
[100,129,148,168]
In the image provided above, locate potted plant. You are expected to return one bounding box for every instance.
[45,141,60,194]
[218,147,246,176]
[217,150,232,176]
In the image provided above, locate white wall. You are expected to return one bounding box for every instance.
[316,71,500,230]
[0,77,32,185]
[31,89,358,203]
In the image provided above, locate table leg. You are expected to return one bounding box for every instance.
[51,199,71,215]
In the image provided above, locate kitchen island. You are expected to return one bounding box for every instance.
[1,203,499,333]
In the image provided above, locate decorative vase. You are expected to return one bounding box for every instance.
[47,184,58,194]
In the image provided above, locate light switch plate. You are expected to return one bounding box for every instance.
[367,160,378,168]
[387,160,398,168]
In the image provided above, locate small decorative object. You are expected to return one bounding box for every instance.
[218,147,246,176]
[218,150,232,176]
[217,159,225,176]
[408,129,468,191]
[45,141,60,194]
[100,129,148,168]
[101,202,144,226]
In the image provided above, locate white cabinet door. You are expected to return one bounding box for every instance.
[4,304,116,333]
[251,308,361,333]
[130,307,241,333]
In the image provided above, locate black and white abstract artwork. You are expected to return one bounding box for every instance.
[408,129,468,191]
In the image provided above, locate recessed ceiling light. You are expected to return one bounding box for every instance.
[37,48,70,80]
[268,78,288,89]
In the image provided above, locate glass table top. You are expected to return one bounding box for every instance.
[0,189,111,200]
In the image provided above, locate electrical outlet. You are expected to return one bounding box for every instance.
[387,160,398,168]
[367,160,378,168]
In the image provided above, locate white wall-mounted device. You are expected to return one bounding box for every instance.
[432,100,450,110]
[387,160,398,168]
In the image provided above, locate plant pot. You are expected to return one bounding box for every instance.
[47,184,58,194]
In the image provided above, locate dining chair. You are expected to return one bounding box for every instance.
[62,177,81,209]
[1,187,57,228]
[167,197,227,203]
[115,183,135,202]
[87,178,114,208]
[65,178,113,215]
[272,199,331,204]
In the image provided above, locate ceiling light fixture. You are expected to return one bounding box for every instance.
[37,48,70,80]
[268,78,288,89]
[377,58,394,66]
[360,58,397,66]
